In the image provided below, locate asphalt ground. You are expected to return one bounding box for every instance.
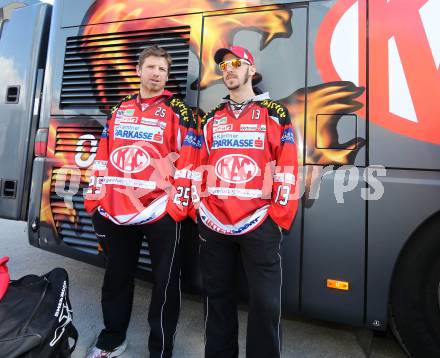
[0,219,407,358]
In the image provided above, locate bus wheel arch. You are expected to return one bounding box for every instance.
[389,212,440,358]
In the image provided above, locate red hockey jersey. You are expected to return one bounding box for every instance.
[84,91,197,225]
[194,93,298,234]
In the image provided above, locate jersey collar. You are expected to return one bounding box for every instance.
[135,90,174,111]
[221,91,270,103]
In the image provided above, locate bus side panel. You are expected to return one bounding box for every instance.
[370,124,440,171]
[301,170,366,326]
[299,0,368,326]
[0,3,51,220]
[35,116,108,269]
[366,170,440,330]
[366,0,440,328]
[59,0,94,29]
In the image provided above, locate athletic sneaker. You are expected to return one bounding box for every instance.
[85,339,127,358]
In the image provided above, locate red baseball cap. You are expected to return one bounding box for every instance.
[214,45,255,65]
[0,256,10,301]
[214,45,262,84]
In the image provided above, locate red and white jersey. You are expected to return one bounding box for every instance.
[84,91,197,225]
[194,93,298,235]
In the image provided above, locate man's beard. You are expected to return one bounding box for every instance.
[223,68,251,90]
[142,78,165,93]
[146,82,162,91]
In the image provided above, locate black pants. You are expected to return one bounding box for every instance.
[92,212,182,358]
[198,217,283,358]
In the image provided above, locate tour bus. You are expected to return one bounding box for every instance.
[1,0,439,356]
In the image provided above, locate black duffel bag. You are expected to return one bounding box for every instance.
[0,267,78,358]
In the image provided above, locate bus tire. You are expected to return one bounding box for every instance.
[390,219,440,358]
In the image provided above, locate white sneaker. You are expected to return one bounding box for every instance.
[85,339,127,358]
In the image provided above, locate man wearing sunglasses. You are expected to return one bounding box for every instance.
[195,46,299,357]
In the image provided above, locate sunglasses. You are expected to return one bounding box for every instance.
[218,58,252,71]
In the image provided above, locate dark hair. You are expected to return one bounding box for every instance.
[137,45,172,72]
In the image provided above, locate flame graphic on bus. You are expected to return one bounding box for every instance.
[40,121,99,228]
[80,0,292,92]
[282,81,365,165]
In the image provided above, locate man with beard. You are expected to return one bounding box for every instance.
[84,45,196,358]
[194,46,299,357]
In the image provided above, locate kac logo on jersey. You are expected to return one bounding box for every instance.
[215,154,259,184]
[110,145,150,173]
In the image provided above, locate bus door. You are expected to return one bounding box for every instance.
[199,4,308,315]
[300,0,368,326]
[0,1,51,220]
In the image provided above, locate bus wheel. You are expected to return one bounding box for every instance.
[390,220,440,358]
